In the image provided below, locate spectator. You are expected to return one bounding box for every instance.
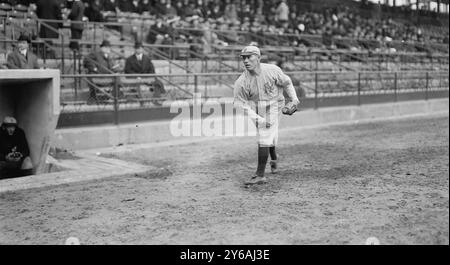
[146,16,171,45]
[194,0,208,18]
[67,0,85,52]
[207,0,222,19]
[154,0,168,15]
[164,0,178,18]
[188,1,203,18]
[0,116,33,179]
[85,0,103,22]
[254,7,266,24]
[84,40,119,74]
[124,41,155,74]
[240,4,252,20]
[118,0,138,12]
[84,40,121,102]
[6,34,39,69]
[174,1,185,18]
[179,0,195,18]
[322,26,334,49]
[275,0,289,26]
[103,0,120,12]
[223,0,237,23]
[125,41,166,104]
[137,0,154,14]
[36,0,62,43]
[208,4,222,19]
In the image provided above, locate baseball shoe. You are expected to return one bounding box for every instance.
[244,175,267,185]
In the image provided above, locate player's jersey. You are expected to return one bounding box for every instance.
[233,63,293,120]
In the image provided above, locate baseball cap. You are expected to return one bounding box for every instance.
[240,45,261,56]
[2,116,17,127]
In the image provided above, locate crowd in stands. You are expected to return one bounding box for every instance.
[76,0,449,47]
[1,0,448,53]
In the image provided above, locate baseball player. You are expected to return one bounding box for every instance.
[233,46,299,185]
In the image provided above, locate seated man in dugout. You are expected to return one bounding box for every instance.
[0,117,33,179]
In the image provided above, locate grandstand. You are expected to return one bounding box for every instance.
[0,0,448,127]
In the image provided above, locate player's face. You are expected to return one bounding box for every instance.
[241,54,259,72]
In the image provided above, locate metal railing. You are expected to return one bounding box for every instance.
[59,70,449,125]
[1,17,448,73]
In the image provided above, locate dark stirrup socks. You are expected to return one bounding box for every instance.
[269,146,277,161]
[256,146,269,177]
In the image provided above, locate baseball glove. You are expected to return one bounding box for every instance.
[282,102,298,115]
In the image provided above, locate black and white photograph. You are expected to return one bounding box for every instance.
[0,0,448,253]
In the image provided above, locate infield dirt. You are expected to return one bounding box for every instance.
[0,114,448,244]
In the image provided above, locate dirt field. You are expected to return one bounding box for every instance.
[0,114,448,245]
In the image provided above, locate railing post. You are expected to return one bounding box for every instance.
[61,35,65,73]
[394,72,397,103]
[114,75,119,125]
[357,72,361,106]
[73,50,78,99]
[194,74,198,95]
[315,55,318,71]
[73,49,76,74]
[93,23,96,47]
[2,18,6,51]
[425,72,429,100]
[140,21,143,42]
[314,72,318,109]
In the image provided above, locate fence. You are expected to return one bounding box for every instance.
[58,70,449,125]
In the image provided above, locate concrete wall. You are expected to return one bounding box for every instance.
[54,98,449,151]
[0,70,60,174]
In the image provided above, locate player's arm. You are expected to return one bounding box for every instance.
[280,74,299,105]
[272,66,298,104]
[233,82,267,125]
[275,67,300,115]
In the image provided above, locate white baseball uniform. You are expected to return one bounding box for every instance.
[234,63,298,147]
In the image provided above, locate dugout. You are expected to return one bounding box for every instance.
[0,69,60,175]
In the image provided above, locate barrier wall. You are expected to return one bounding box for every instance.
[0,70,60,174]
[54,98,449,151]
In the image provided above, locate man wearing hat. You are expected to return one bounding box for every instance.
[0,117,33,178]
[84,40,121,102]
[124,42,155,75]
[67,0,85,52]
[6,34,40,69]
[84,40,119,74]
[125,42,166,105]
[233,45,299,185]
